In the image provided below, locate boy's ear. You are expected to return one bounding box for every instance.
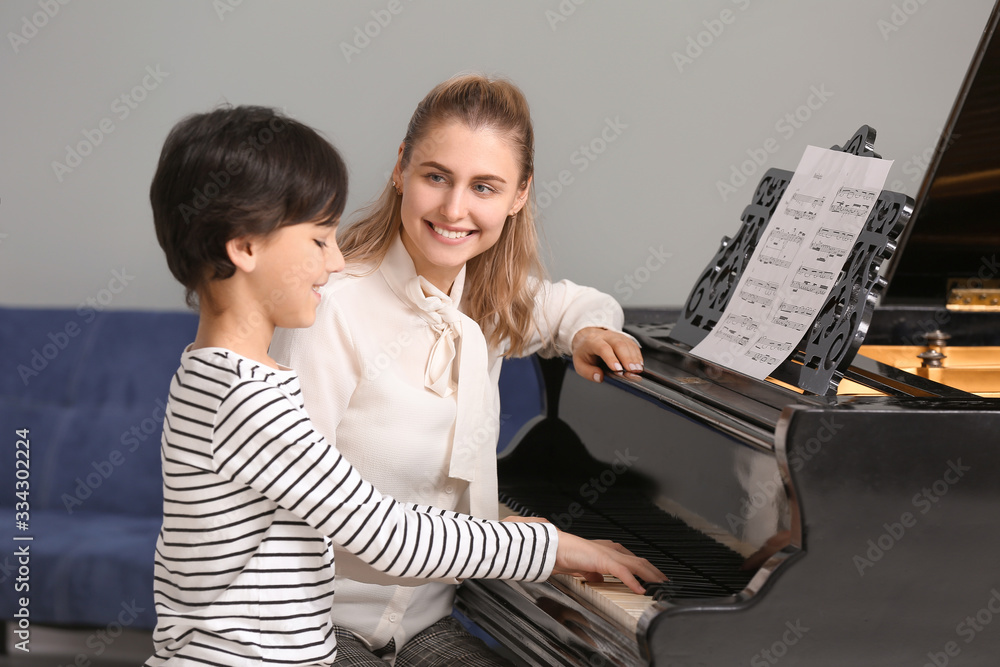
[226,236,258,273]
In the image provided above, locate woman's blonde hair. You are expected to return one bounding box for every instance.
[339,74,546,356]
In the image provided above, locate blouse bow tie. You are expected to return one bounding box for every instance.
[401,275,490,486]
[407,277,462,398]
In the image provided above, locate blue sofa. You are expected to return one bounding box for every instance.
[0,307,199,631]
[0,306,542,636]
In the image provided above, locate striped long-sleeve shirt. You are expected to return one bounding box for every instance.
[144,347,557,666]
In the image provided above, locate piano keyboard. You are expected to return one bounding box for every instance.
[499,486,756,633]
[550,573,654,633]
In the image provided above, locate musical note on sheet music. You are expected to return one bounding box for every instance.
[810,227,853,262]
[829,186,877,218]
[778,301,816,317]
[715,314,760,348]
[784,192,825,221]
[739,278,778,308]
[747,351,779,364]
[790,266,833,295]
[754,337,793,352]
[772,315,806,331]
[690,145,892,380]
[758,228,805,269]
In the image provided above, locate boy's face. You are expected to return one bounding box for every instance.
[248,220,343,329]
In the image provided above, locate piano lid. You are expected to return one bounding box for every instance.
[882,1,1000,304]
[665,4,1000,394]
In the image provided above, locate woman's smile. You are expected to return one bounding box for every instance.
[427,221,476,241]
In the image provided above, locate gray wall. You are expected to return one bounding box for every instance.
[2,0,995,311]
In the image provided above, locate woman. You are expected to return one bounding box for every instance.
[271,74,644,665]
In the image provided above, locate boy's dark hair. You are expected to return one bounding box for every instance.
[150,105,348,308]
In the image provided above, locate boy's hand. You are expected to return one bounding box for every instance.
[553,531,667,595]
[571,327,643,383]
[501,515,550,524]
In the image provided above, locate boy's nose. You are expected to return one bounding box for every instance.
[326,242,345,274]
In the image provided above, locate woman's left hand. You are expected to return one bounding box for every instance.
[571,327,643,383]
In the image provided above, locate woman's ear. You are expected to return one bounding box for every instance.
[226,236,258,273]
[511,175,533,216]
[391,141,406,192]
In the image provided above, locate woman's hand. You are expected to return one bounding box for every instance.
[553,531,666,595]
[571,327,643,383]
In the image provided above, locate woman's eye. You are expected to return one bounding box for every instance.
[427,173,446,183]
[314,239,327,249]
[473,183,496,195]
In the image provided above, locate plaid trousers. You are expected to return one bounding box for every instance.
[333,615,517,666]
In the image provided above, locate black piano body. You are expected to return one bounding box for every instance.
[456,4,1000,665]
[458,339,1000,666]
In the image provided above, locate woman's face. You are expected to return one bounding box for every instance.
[393,120,530,293]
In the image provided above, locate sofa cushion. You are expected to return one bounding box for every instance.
[0,402,163,518]
[0,307,197,409]
[497,356,544,453]
[0,508,159,630]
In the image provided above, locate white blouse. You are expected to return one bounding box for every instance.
[270,234,625,655]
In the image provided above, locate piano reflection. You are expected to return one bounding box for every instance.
[454,4,1000,664]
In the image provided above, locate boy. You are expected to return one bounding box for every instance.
[145,105,662,666]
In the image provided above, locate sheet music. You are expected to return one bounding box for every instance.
[690,145,892,379]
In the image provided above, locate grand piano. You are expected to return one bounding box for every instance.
[455,5,1000,665]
